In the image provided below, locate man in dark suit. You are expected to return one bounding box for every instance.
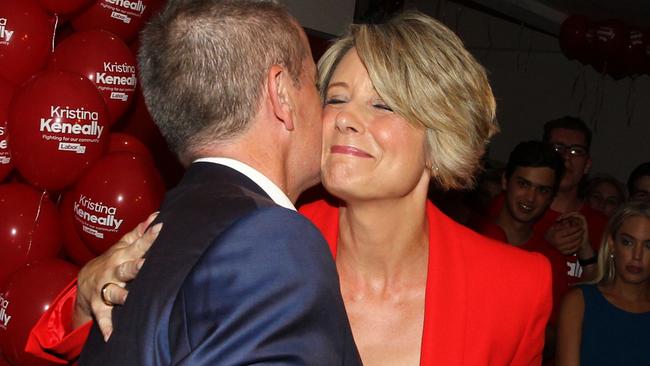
[70,1,360,364]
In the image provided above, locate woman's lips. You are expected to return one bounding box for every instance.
[625,265,643,274]
[330,145,373,158]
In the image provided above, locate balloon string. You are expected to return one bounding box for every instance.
[516,22,524,72]
[570,67,582,98]
[590,72,605,134]
[524,29,533,73]
[574,66,587,116]
[484,17,493,63]
[27,190,47,262]
[51,15,59,52]
[626,77,636,126]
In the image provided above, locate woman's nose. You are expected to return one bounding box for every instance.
[632,243,644,260]
[334,108,363,134]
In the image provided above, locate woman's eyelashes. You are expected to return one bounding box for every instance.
[324,93,393,113]
[373,102,393,112]
[325,97,345,105]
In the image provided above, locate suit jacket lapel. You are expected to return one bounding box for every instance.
[420,202,467,365]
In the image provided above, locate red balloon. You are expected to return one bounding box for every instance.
[108,132,152,158]
[0,259,78,366]
[71,0,163,43]
[0,0,54,86]
[0,183,62,286]
[559,15,591,61]
[59,192,96,266]
[37,0,93,15]
[8,70,109,191]
[72,152,164,254]
[0,78,15,182]
[0,354,11,366]
[591,20,628,74]
[51,29,137,123]
[114,87,185,188]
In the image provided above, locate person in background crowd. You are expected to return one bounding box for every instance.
[556,200,650,366]
[471,140,569,362]
[539,116,606,282]
[482,117,604,284]
[585,174,626,217]
[473,141,567,310]
[28,10,553,366]
[627,162,650,202]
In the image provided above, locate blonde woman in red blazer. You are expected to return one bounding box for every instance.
[27,11,550,366]
[309,12,550,364]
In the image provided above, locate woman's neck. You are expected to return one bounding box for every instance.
[335,188,429,290]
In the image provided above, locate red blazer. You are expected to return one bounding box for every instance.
[28,199,551,365]
[300,199,552,366]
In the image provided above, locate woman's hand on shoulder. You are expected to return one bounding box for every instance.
[74,212,162,341]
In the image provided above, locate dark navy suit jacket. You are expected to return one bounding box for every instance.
[79,162,360,365]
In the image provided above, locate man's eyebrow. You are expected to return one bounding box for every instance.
[517,176,552,190]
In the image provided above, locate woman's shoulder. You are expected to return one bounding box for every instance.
[562,285,587,308]
[428,205,551,299]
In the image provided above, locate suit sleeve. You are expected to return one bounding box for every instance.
[511,254,553,365]
[168,207,360,366]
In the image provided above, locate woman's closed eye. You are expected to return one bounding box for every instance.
[373,102,393,112]
[325,96,346,105]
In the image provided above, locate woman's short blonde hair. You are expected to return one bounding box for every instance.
[318,11,498,190]
[590,200,650,284]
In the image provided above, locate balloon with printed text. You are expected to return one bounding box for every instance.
[71,0,164,43]
[0,259,78,366]
[8,70,109,191]
[0,183,62,287]
[590,20,628,75]
[0,0,54,86]
[0,78,15,182]
[50,29,137,124]
[72,152,164,254]
[59,192,97,266]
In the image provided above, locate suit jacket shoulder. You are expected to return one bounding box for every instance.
[169,207,359,365]
[80,163,276,365]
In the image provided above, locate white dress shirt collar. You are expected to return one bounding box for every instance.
[193,157,295,211]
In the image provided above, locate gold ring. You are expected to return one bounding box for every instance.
[100,282,118,306]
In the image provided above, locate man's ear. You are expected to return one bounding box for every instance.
[267,64,295,131]
[583,156,592,175]
[501,172,508,191]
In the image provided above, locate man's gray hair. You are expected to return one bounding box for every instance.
[138,0,307,163]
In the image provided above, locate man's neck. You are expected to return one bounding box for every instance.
[551,187,582,213]
[193,131,296,203]
[495,209,533,246]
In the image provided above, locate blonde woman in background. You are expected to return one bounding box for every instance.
[556,200,650,365]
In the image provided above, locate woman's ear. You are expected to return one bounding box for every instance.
[267,64,295,131]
